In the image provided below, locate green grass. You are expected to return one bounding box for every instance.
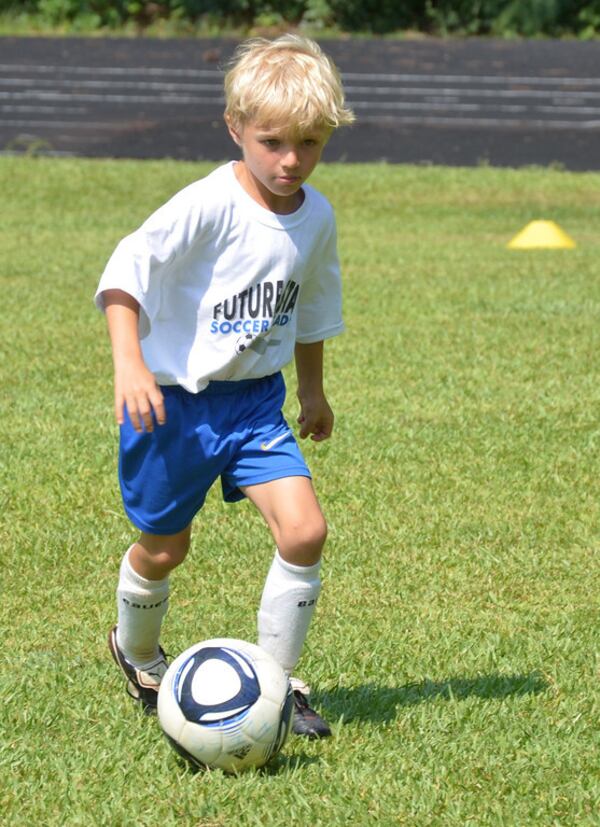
[1,157,599,825]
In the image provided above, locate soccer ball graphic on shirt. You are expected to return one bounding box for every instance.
[235,333,254,354]
[157,638,294,772]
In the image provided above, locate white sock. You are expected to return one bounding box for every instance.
[115,546,169,667]
[257,550,321,676]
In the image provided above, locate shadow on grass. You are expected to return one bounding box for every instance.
[317,671,549,724]
[263,752,320,774]
[166,748,318,777]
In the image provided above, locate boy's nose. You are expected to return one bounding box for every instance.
[282,149,300,168]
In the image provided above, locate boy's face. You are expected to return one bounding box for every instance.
[226,119,330,214]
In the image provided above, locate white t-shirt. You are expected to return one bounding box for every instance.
[95,162,344,393]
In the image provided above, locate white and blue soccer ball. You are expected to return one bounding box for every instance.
[157,638,294,772]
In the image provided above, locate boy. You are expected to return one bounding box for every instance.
[95,34,354,739]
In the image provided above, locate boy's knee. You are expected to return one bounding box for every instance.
[278,514,327,567]
[133,528,191,578]
[150,543,189,571]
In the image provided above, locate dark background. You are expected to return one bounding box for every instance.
[1,35,599,169]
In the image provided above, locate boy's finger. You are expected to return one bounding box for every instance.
[114,395,125,426]
[311,431,330,442]
[125,398,143,433]
[141,408,155,433]
[130,413,143,433]
[135,396,156,433]
[150,390,167,425]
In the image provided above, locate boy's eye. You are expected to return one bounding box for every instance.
[259,136,319,148]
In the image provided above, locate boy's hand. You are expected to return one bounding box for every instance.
[103,289,166,434]
[294,341,333,442]
[114,361,166,433]
[297,393,334,442]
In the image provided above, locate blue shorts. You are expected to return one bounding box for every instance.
[118,372,311,535]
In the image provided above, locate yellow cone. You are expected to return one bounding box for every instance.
[507,220,576,250]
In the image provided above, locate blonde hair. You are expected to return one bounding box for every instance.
[224,34,355,133]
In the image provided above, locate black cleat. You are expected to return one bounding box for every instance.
[290,678,332,739]
[108,626,168,713]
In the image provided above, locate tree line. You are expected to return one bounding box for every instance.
[2,0,599,37]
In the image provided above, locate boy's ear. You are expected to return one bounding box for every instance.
[225,115,242,147]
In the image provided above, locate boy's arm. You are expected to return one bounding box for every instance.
[294,341,334,442]
[103,289,166,433]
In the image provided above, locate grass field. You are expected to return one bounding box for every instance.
[1,157,599,825]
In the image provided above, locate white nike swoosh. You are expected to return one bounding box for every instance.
[260,431,291,451]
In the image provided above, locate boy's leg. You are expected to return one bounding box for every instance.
[128,527,192,581]
[109,526,191,711]
[112,383,224,710]
[241,476,331,738]
[242,476,325,670]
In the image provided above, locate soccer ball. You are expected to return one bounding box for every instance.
[157,638,294,772]
[235,333,254,354]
